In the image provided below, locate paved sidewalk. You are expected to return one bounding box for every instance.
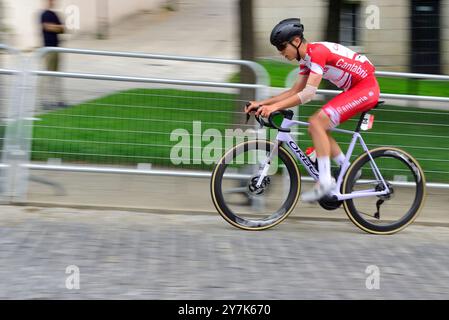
[39,0,242,107]
[1,205,449,299]
[24,171,449,226]
[66,0,239,59]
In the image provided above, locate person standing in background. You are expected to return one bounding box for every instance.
[40,0,66,109]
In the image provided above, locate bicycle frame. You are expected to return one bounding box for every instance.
[256,117,391,201]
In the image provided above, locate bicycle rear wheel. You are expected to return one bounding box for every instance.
[342,147,426,234]
[210,140,301,230]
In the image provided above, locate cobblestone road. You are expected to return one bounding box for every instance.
[1,205,449,299]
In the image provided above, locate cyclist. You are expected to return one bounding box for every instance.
[245,18,380,202]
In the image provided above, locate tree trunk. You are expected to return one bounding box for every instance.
[325,0,342,43]
[322,0,342,93]
[0,0,5,119]
[237,0,255,118]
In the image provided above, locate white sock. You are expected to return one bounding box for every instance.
[318,156,332,187]
[333,153,346,166]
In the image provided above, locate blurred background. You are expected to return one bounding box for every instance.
[0,0,448,219]
[1,0,449,301]
[1,0,448,72]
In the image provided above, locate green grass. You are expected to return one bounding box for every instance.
[28,88,449,183]
[231,59,449,97]
[31,89,238,169]
[229,59,449,182]
[290,103,449,183]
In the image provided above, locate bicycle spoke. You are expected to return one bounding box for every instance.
[358,210,378,219]
[211,140,300,230]
[343,147,425,234]
[223,187,248,194]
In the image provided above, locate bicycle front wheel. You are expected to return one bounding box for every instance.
[342,147,426,234]
[210,140,301,230]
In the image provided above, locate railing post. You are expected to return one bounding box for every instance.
[0,44,27,202]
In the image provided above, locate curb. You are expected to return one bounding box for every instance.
[7,201,449,229]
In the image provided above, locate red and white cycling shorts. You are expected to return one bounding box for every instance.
[321,75,380,128]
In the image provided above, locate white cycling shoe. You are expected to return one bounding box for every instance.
[301,179,336,203]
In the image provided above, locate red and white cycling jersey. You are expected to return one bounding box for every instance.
[299,42,375,91]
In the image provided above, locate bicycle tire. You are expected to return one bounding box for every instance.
[342,147,426,234]
[210,140,301,230]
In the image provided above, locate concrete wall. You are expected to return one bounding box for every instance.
[2,0,165,50]
[254,0,327,58]
[361,0,409,72]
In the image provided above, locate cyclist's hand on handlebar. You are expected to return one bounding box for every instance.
[255,104,279,118]
[244,101,261,114]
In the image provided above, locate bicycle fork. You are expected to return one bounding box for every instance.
[255,140,281,188]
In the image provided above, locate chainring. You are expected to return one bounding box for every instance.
[318,195,343,210]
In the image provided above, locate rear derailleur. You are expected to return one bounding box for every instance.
[374,182,394,219]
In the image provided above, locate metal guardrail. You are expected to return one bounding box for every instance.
[286,67,449,103]
[284,67,449,189]
[1,45,449,204]
[0,44,21,54]
[3,47,272,201]
[35,70,266,90]
[34,47,271,89]
[375,71,449,81]
[313,89,449,103]
[0,44,26,202]
[0,68,20,75]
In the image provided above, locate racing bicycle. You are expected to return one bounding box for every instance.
[210,102,426,234]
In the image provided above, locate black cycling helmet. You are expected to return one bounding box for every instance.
[270,18,304,50]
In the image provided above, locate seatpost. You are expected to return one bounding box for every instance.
[355,112,367,133]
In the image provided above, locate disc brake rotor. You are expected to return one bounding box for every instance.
[248,175,271,196]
